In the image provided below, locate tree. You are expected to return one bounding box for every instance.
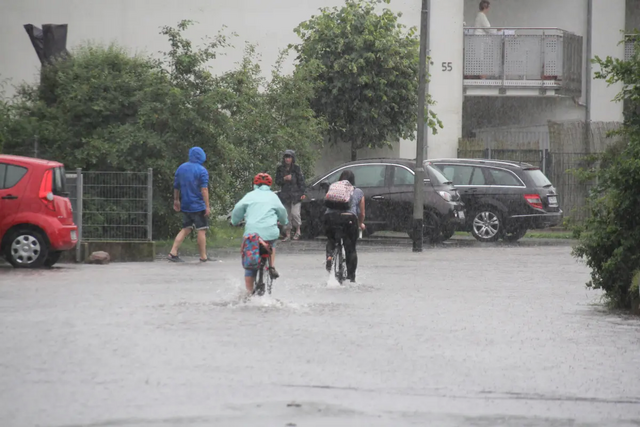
[0,21,325,239]
[572,42,640,310]
[292,0,440,161]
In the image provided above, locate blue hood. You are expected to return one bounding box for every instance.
[189,147,206,164]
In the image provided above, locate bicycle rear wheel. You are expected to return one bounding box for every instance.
[255,260,267,296]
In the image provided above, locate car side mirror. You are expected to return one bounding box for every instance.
[319,181,330,192]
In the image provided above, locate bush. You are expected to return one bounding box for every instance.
[0,21,325,240]
[572,48,640,310]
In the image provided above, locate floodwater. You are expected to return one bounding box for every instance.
[0,243,639,427]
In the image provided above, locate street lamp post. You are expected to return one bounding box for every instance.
[412,0,430,252]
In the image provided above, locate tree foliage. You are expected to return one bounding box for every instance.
[292,0,440,160]
[572,46,640,310]
[0,21,325,239]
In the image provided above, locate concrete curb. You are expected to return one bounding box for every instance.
[154,236,576,260]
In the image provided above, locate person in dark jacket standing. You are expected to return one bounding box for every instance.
[168,146,210,262]
[275,149,305,241]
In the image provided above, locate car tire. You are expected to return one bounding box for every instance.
[5,228,49,268]
[441,227,455,242]
[503,228,527,242]
[44,251,63,268]
[407,211,443,243]
[470,207,503,243]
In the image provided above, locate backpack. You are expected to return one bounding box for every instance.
[324,180,355,210]
[241,233,261,270]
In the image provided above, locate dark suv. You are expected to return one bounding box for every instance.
[300,159,465,242]
[429,158,562,242]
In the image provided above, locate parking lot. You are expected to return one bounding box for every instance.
[1,241,639,427]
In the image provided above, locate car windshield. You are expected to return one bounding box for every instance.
[525,169,553,188]
[426,164,452,185]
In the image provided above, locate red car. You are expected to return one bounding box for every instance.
[0,155,78,268]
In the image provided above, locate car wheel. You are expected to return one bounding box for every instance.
[441,227,455,242]
[406,211,443,243]
[5,229,49,268]
[44,251,63,268]
[424,211,445,243]
[503,228,527,242]
[471,207,503,243]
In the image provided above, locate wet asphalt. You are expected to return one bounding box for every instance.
[0,238,639,427]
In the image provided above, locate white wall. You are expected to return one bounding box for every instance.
[590,0,625,122]
[424,0,465,159]
[0,0,351,93]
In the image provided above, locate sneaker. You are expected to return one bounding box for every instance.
[167,253,184,263]
[268,266,280,279]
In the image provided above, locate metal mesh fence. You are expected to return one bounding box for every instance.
[545,153,595,223]
[65,170,153,242]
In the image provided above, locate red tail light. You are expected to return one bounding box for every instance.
[39,169,56,211]
[524,194,543,210]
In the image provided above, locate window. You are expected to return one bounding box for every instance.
[393,166,414,186]
[439,165,474,186]
[323,165,387,188]
[352,165,386,188]
[0,164,6,189]
[524,169,552,188]
[1,164,28,189]
[427,165,452,185]
[489,168,522,186]
[470,167,486,185]
[52,166,67,195]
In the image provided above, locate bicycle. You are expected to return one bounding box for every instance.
[332,229,347,284]
[253,240,274,296]
[232,220,275,297]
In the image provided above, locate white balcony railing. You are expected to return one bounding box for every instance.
[463,28,583,97]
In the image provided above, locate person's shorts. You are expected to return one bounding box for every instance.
[244,240,277,277]
[182,211,209,230]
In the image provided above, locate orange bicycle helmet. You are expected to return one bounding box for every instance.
[253,173,272,187]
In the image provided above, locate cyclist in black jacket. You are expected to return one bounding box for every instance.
[323,170,366,283]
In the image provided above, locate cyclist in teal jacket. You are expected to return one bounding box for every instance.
[231,173,289,294]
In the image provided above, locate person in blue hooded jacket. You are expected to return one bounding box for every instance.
[231,173,289,295]
[168,147,211,263]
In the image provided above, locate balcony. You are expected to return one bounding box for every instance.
[463,28,583,97]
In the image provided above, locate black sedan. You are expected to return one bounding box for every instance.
[300,159,466,242]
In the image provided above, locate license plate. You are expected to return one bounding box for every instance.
[457,210,465,220]
[71,230,77,241]
[548,196,558,206]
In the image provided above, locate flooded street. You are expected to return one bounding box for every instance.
[1,243,639,427]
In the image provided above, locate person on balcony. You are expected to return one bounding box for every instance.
[474,1,498,35]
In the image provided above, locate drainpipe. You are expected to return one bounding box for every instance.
[585,0,593,153]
